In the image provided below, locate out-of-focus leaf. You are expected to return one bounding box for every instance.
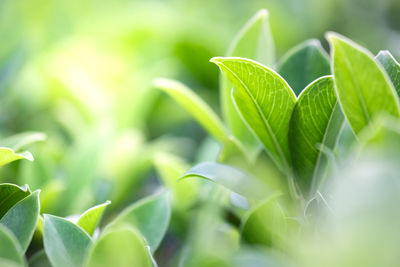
[77,200,111,236]
[0,191,40,252]
[154,78,228,142]
[376,50,400,96]
[110,191,171,253]
[0,258,21,267]
[180,162,271,200]
[0,225,25,266]
[222,9,274,150]
[0,132,46,151]
[86,227,152,267]
[211,57,296,170]
[278,39,330,95]
[0,148,33,167]
[0,183,30,218]
[39,180,65,213]
[241,195,286,247]
[326,32,400,135]
[29,250,52,267]
[289,76,344,193]
[43,214,92,267]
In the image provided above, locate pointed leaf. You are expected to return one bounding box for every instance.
[86,227,152,267]
[110,191,171,253]
[376,50,400,96]
[77,201,111,236]
[0,148,33,167]
[327,32,400,135]
[222,10,275,149]
[0,190,40,252]
[154,78,228,142]
[211,57,296,170]
[0,183,30,218]
[289,76,344,193]
[0,225,25,266]
[180,162,271,200]
[43,214,92,267]
[278,39,330,96]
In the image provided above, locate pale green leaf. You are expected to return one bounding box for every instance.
[211,57,296,170]
[327,32,400,135]
[77,201,111,236]
[376,50,400,96]
[154,78,228,142]
[0,225,25,266]
[110,191,171,253]
[86,227,152,267]
[180,162,271,200]
[289,76,344,193]
[0,191,40,252]
[222,9,274,150]
[278,39,330,96]
[0,132,46,151]
[43,214,92,267]
[0,183,30,218]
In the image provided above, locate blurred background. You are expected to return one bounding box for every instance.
[1,0,400,265]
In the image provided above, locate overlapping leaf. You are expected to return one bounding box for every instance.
[0,183,30,218]
[0,225,25,267]
[376,50,400,96]
[77,201,111,236]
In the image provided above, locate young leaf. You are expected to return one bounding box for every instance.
[77,200,111,236]
[29,250,52,267]
[222,9,274,150]
[211,57,296,170]
[86,227,152,267]
[278,39,330,96]
[326,32,400,135]
[110,191,171,253]
[0,225,25,266]
[376,50,400,96]
[0,190,40,252]
[0,183,30,218]
[0,148,33,167]
[154,78,228,142]
[289,76,344,193]
[180,162,271,200]
[43,214,92,267]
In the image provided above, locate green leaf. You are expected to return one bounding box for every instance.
[0,190,40,252]
[0,225,25,266]
[0,183,30,218]
[77,201,111,236]
[0,148,33,167]
[110,191,171,253]
[241,195,286,247]
[0,132,46,151]
[86,227,152,267]
[278,39,330,96]
[180,162,271,200]
[326,32,400,135]
[221,9,274,150]
[154,78,228,142]
[376,50,400,96]
[29,250,52,267]
[211,57,296,170]
[289,76,344,193]
[43,214,92,267]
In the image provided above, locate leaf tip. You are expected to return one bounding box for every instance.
[255,9,269,19]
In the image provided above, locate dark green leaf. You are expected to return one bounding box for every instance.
[376,50,400,96]
[43,214,92,267]
[0,183,30,218]
[327,32,400,135]
[29,250,52,267]
[278,39,330,96]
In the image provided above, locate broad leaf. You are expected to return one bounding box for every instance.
[0,148,33,167]
[86,227,152,267]
[278,39,330,96]
[222,9,274,150]
[110,191,171,253]
[376,50,400,96]
[29,250,52,267]
[43,215,92,267]
[77,201,111,236]
[0,183,30,218]
[241,195,286,246]
[0,190,40,252]
[327,32,400,135]
[289,76,344,193]
[180,162,271,200]
[0,225,25,266]
[211,57,296,170]
[154,78,228,142]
